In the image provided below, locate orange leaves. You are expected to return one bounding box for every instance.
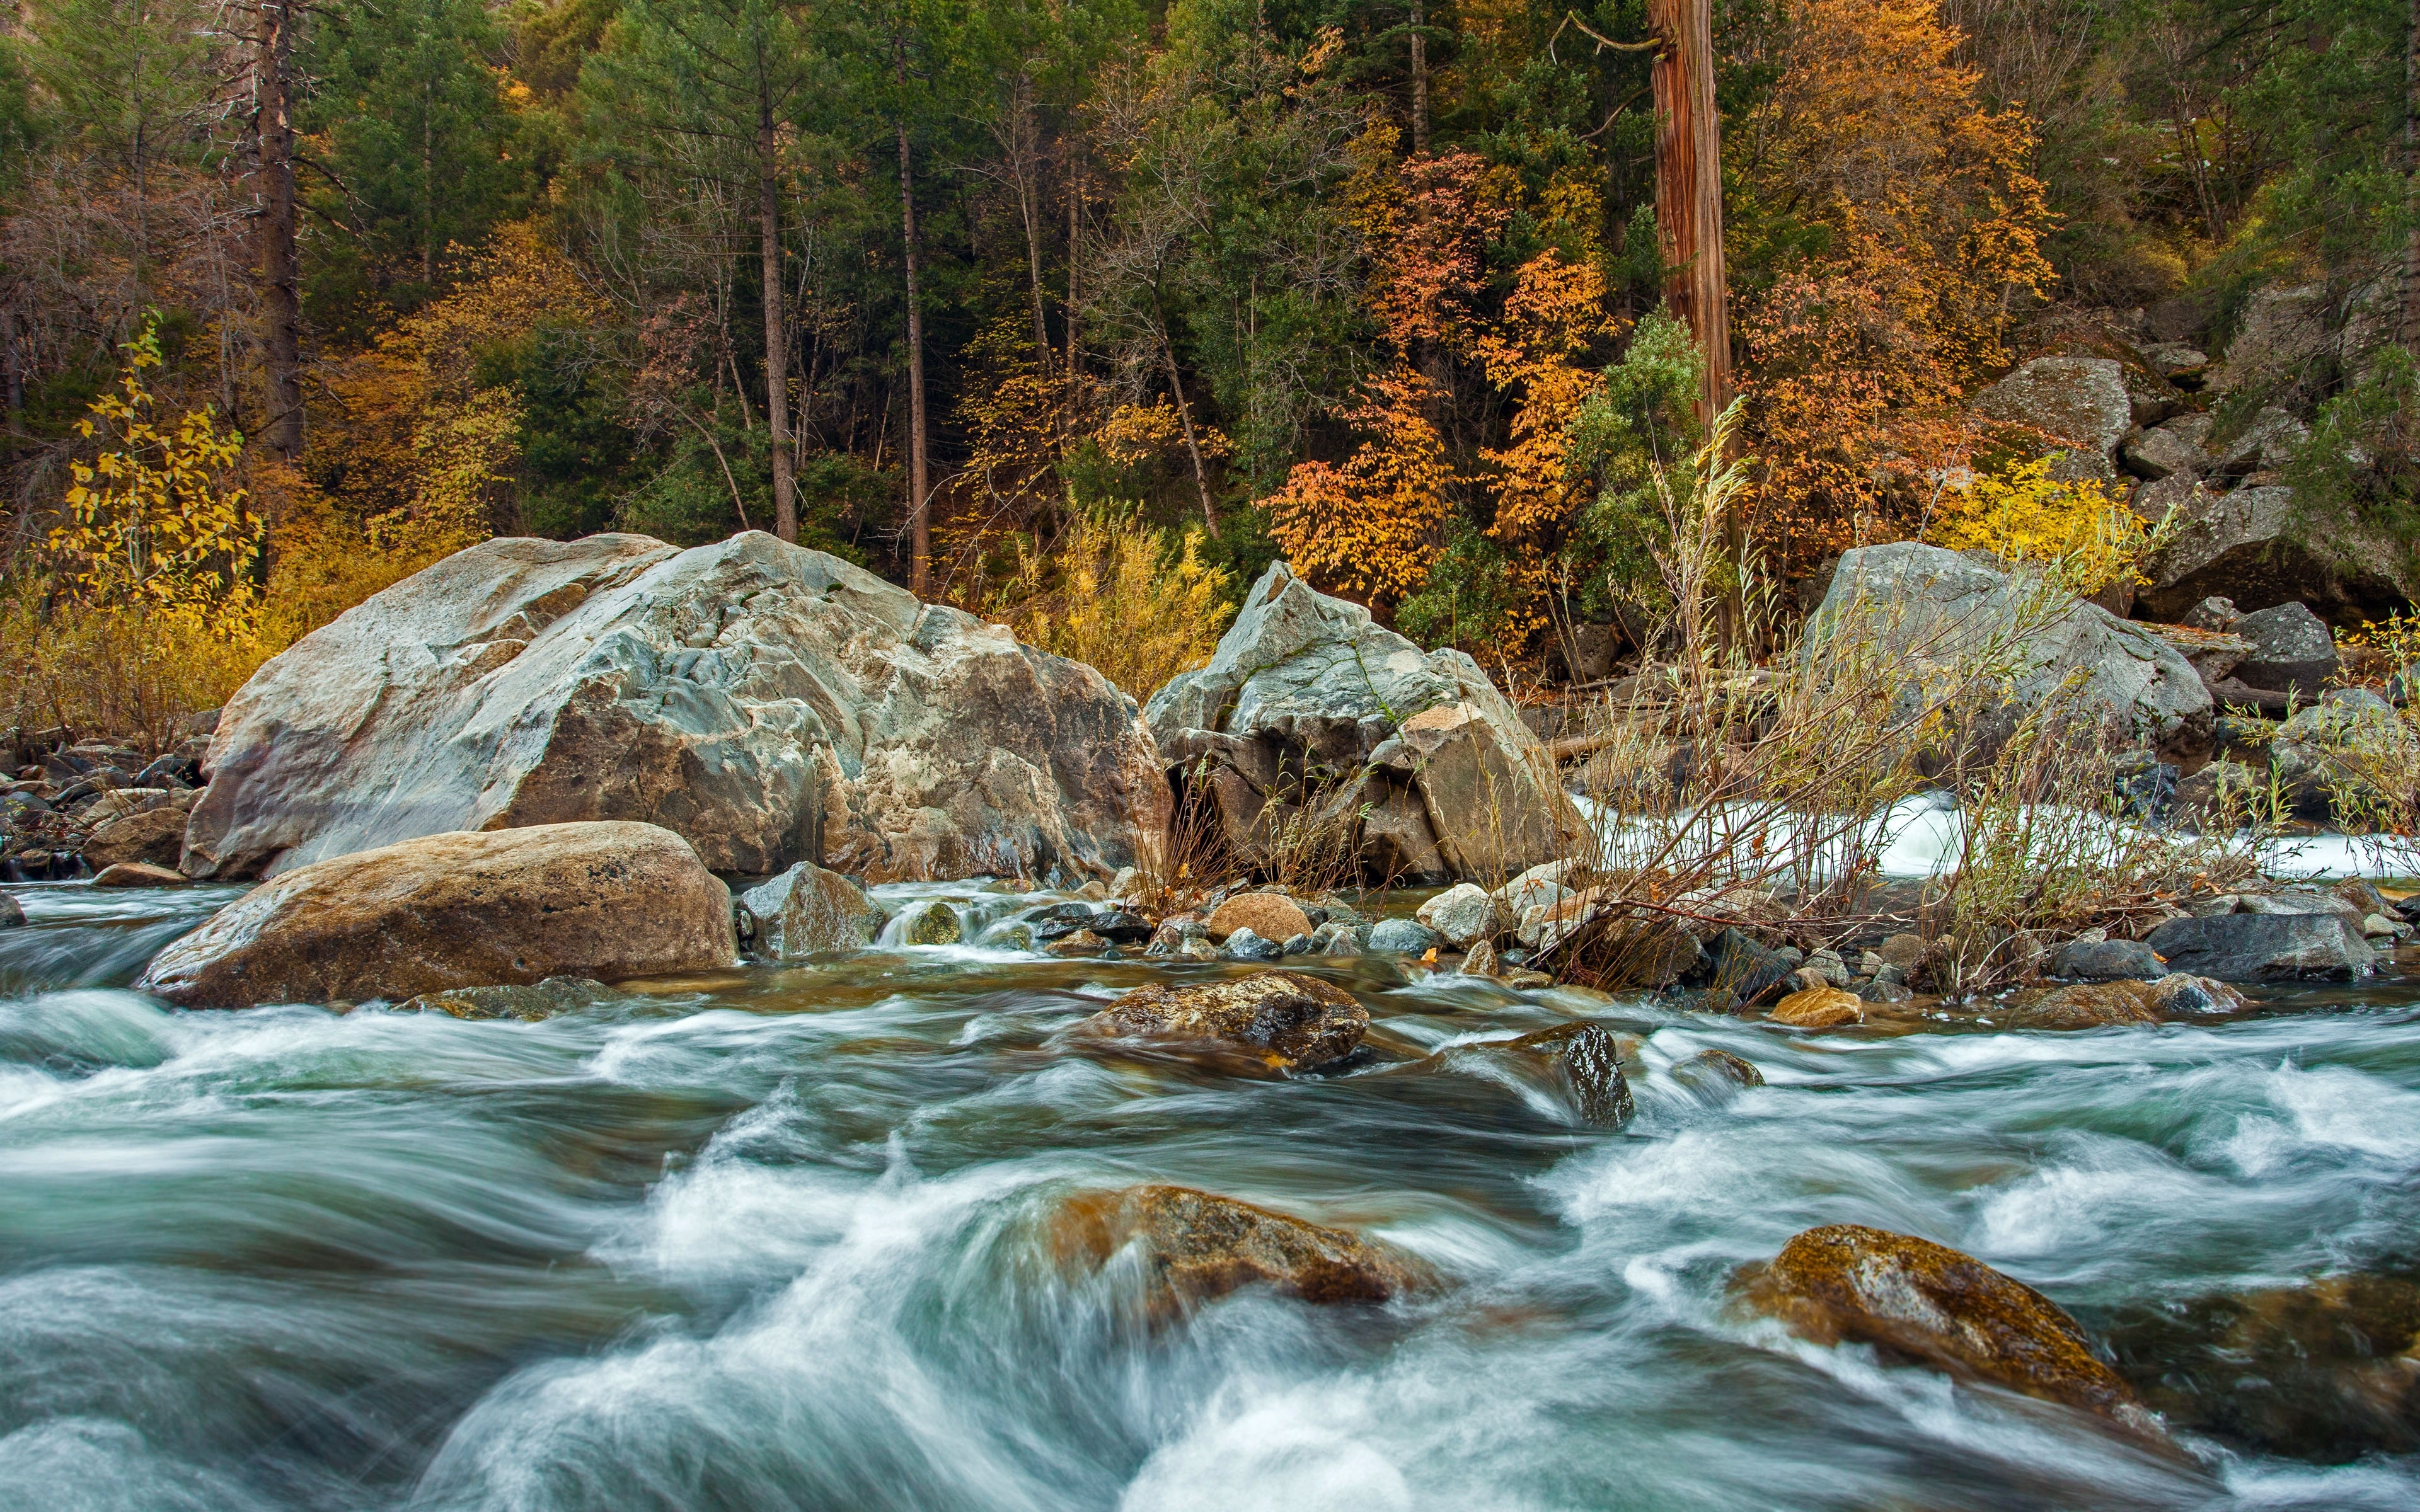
[1265,365,1454,605]
[1477,251,1614,551]
[1347,132,1506,354]
[1735,0,2054,566]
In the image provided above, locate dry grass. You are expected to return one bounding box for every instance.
[1535,405,2273,997]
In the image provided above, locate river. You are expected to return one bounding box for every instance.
[4,877,2417,1511]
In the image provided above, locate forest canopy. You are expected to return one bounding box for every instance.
[1,0,2413,711]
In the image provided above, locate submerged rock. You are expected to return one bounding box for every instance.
[1503,1021,1635,1128]
[401,975,623,1021]
[739,860,885,959]
[1741,1223,2163,1441]
[135,821,736,1009]
[2107,1272,2420,1461]
[1086,970,1367,1071]
[2002,973,2243,1031]
[1673,1048,1765,1096]
[183,531,1168,883]
[897,900,964,946]
[0,892,20,927]
[1050,1184,1431,1314]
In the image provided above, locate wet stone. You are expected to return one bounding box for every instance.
[1049,1184,1431,1317]
[2107,1271,2420,1461]
[1673,1047,1765,1096]
[1505,1021,1635,1128]
[1086,969,1368,1072]
[1740,1223,2165,1443]
[898,900,964,946]
[400,976,625,1021]
[1770,986,1864,1028]
[1222,926,1283,962]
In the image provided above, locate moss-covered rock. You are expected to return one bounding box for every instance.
[1740,1223,2163,1441]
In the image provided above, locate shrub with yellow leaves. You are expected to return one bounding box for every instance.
[986,510,1236,698]
[1923,457,2171,596]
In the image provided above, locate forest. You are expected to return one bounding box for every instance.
[0,0,2412,728]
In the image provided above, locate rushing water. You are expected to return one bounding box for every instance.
[4,878,2420,1512]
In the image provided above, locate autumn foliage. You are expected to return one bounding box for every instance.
[1732,0,2053,570]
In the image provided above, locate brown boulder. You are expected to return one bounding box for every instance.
[2003,973,2245,1030]
[92,862,187,888]
[1205,892,1312,944]
[1674,1047,1765,1094]
[135,821,736,1009]
[82,805,185,871]
[1770,986,1865,1028]
[1742,1224,2162,1441]
[1051,1184,1430,1315]
[1086,970,1366,1071]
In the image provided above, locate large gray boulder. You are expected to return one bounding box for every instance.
[2232,602,2339,695]
[2135,485,2410,623]
[1807,544,2213,762]
[182,532,1170,883]
[738,859,887,959]
[1145,562,1584,883]
[2144,910,2376,982]
[2211,284,2332,399]
[1969,357,2134,474]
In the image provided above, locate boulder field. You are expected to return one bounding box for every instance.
[179,530,1169,885]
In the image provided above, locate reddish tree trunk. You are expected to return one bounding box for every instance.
[1648,0,1729,421]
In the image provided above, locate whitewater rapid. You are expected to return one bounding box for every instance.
[3,878,2417,1510]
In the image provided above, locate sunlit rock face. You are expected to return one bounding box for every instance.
[182,531,1170,884]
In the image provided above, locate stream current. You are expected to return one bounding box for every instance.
[4,878,2419,1511]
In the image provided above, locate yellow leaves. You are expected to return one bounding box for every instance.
[988,516,1238,697]
[47,316,262,645]
[1925,457,2165,595]
[1095,401,1231,466]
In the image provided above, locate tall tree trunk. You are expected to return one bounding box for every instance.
[1647,0,1729,422]
[2402,0,2420,348]
[1011,74,1052,366]
[761,107,797,542]
[1159,312,1218,539]
[423,72,437,289]
[0,304,23,435]
[899,119,931,595]
[1409,0,1428,154]
[254,0,304,462]
[1065,161,1082,398]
